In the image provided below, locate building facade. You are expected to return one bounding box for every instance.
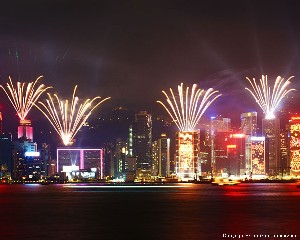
[158,133,170,177]
[241,112,258,174]
[57,147,104,180]
[132,111,152,170]
[289,116,300,177]
[0,133,12,179]
[262,118,280,176]
[251,136,267,178]
[175,131,200,181]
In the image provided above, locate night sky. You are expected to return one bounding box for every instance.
[1,0,300,135]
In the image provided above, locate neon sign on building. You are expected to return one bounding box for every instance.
[251,137,266,175]
[290,119,300,174]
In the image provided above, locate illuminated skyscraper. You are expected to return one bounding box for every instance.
[176,131,200,180]
[40,143,54,177]
[199,128,211,177]
[210,117,232,175]
[262,118,280,176]
[132,111,152,170]
[128,125,133,157]
[251,136,266,178]
[12,140,38,180]
[103,143,114,178]
[227,134,246,176]
[158,133,170,177]
[0,133,12,178]
[241,112,257,175]
[241,112,257,136]
[151,141,159,176]
[289,116,300,176]
[211,117,231,132]
[280,127,289,177]
[114,139,127,177]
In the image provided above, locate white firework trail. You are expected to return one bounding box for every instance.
[0,76,51,121]
[34,85,110,146]
[157,83,221,132]
[245,75,295,119]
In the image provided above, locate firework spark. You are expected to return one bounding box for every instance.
[34,85,110,146]
[245,75,295,119]
[0,76,51,121]
[157,83,221,132]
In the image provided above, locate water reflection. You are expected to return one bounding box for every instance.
[0,183,299,239]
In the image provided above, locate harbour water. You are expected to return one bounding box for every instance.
[0,183,300,240]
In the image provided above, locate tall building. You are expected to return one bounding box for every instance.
[228,134,246,176]
[132,111,152,171]
[262,118,280,176]
[151,141,159,176]
[40,143,55,177]
[124,156,137,182]
[211,116,231,132]
[158,133,170,177]
[0,133,12,178]
[241,112,257,174]
[199,128,211,177]
[289,116,300,177]
[210,116,232,176]
[11,140,39,180]
[114,139,127,177]
[175,131,200,181]
[103,143,114,178]
[241,112,257,136]
[280,127,289,177]
[250,136,267,178]
[212,131,232,175]
[128,125,133,157]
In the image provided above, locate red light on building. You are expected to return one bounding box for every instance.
[291,116,300,121]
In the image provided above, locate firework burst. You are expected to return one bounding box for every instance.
[245,75,295,119]
[157,83,221,132]
[0,76,51,120]
[34,85,110,146]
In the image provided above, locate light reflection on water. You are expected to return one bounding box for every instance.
[0,183,299,239]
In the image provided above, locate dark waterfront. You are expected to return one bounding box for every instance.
[0,183,300,240]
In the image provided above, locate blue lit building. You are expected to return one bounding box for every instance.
[0,133,12,178]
